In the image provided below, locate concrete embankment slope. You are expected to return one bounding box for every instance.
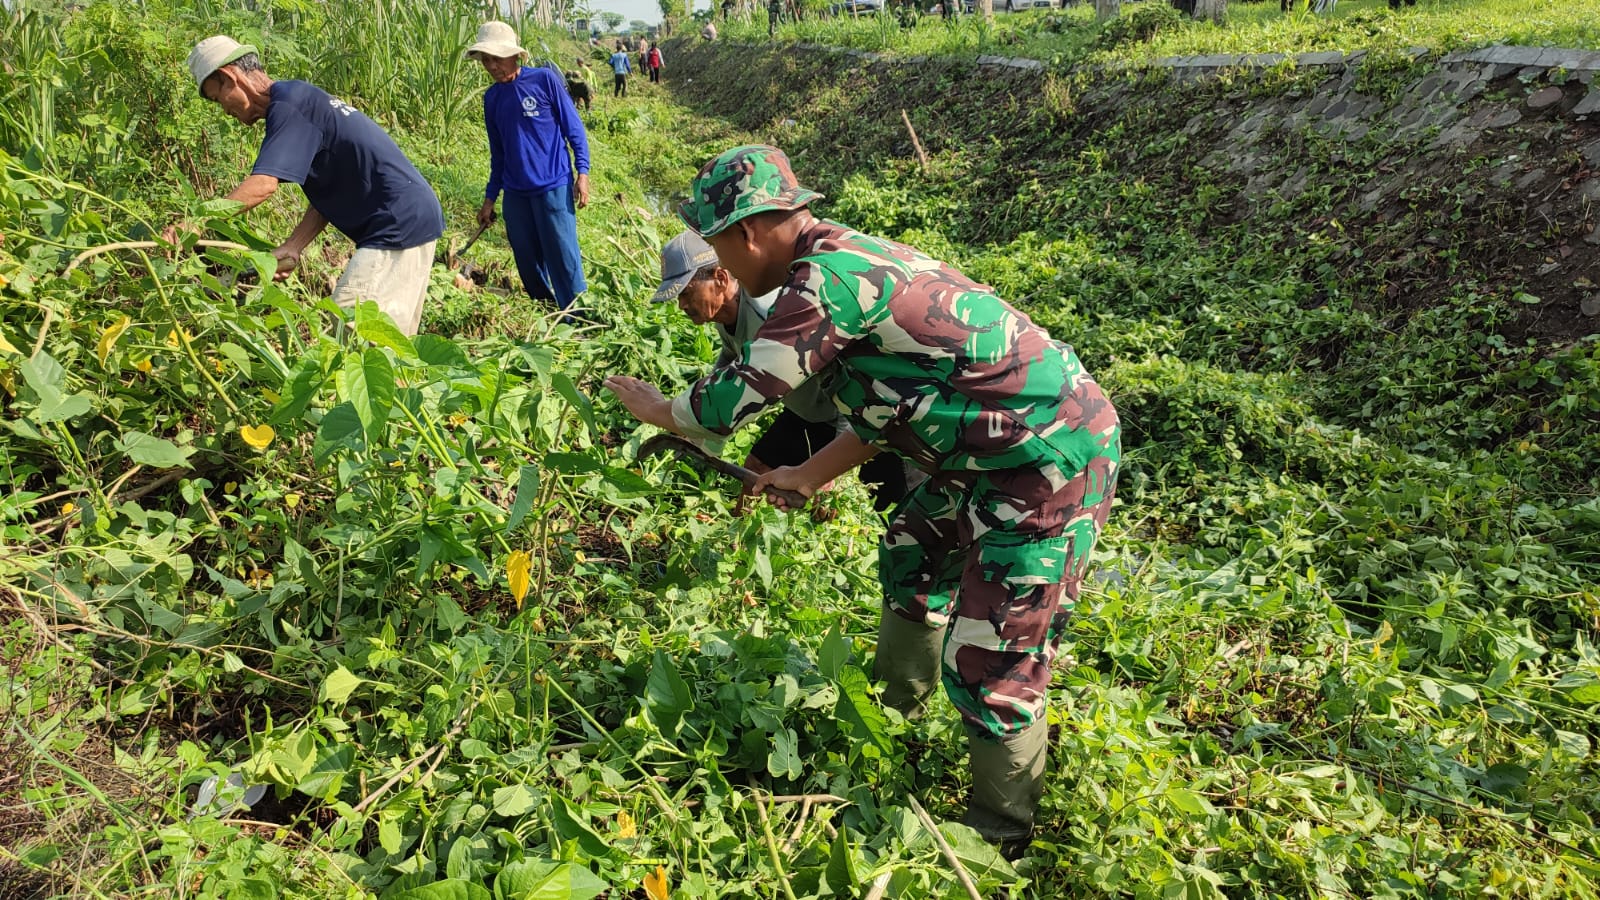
[664,39,1600,343]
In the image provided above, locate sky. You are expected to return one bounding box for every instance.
[600,0,661,26]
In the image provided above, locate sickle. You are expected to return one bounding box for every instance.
[636,434,809,509]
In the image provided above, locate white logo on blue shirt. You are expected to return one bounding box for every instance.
[328,98,356,117]
[522,96,539,118]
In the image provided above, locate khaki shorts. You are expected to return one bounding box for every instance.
[330,241,436,336]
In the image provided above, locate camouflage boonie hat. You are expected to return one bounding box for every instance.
[678,145,824,237]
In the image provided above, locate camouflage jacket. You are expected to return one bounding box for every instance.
[669,221,1117,476]
[715,288,841,424]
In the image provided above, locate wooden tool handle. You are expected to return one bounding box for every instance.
[638,434,811,508]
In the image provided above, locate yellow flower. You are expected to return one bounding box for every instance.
[643,865,670,900]
[135,359,152,373]
[61,502,76,516]
[506,550,532,608]
[449,413,470,426]
[284,492,301,510]
[617,810,636,839]
[240,424,275,451]
[211,357,224,373]
[261,388,280,404]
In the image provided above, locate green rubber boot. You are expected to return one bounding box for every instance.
[962,722,1049,860]
[872,603,943,720]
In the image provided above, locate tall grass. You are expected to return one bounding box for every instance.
[299,0,490,135]
[1,4,77,172]
[731,0,1600,64]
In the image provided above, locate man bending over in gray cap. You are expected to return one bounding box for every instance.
[173,36,445,335]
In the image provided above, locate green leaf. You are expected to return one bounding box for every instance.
[379,815,403,855]
[272,352,330,425]
[116,431,194,469]
[337,348,396,442]
[319,665,364,705]
[314,402,366,463]
[354,301,419,360]
[1167,788,1216,816]
[544,451,601,475]
[1479,762,1529,795]
[823,828,858,895]
[386,879,493,900]
[551,372,598,441]
[20,352,92,422]
[32,390,91,423]
[834,666,891,753]
[229,879,277,900]
[506,465,539,534]
[493,784,537,817]
[599,465,653,497]
[937,822,1018,883]
[1565,682,1600,705]
[549,795,612,859]
[495,860,607,900]
[19,351,66,393]
[217,341,253,373]
[297,743,354,799]
[415,334,471,368]
[819,623,851,679]
[1440,683,1479,708]
[646,648,694,733]
[769,727,802,780]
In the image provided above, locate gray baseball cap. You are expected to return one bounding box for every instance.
[651,231,719,303]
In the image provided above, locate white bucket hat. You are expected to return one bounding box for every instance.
[465,22,527,60]
[188,36,258,97]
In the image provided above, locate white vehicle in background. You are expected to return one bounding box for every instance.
[963,0,1061,12]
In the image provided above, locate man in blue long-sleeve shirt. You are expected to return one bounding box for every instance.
[467,22,591,311]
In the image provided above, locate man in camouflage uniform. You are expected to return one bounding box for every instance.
[653,230,909,510]
[605,145,1119,856]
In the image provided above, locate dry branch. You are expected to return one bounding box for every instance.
[908,795,983,900]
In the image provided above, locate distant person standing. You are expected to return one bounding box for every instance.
[769,0,783,35]
[467,22,592,313]
[646,44,663,83]
[722,0,735,18]
[178,36,444,335]
[608,41,632,97]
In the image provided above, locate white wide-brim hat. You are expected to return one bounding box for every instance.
[188,36,258,96]
[466,21,527,60]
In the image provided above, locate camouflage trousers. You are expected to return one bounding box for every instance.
[878,434,1119,740]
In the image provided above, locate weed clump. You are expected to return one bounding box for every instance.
[1095,4,1188,50]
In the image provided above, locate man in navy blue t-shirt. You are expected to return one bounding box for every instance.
[182,36,445,335]
[467,22,591,314]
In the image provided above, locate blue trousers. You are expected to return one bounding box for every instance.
[502,182,586,310]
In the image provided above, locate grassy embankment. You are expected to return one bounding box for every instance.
[3,0,1600,898]
[732,0,1600,63]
